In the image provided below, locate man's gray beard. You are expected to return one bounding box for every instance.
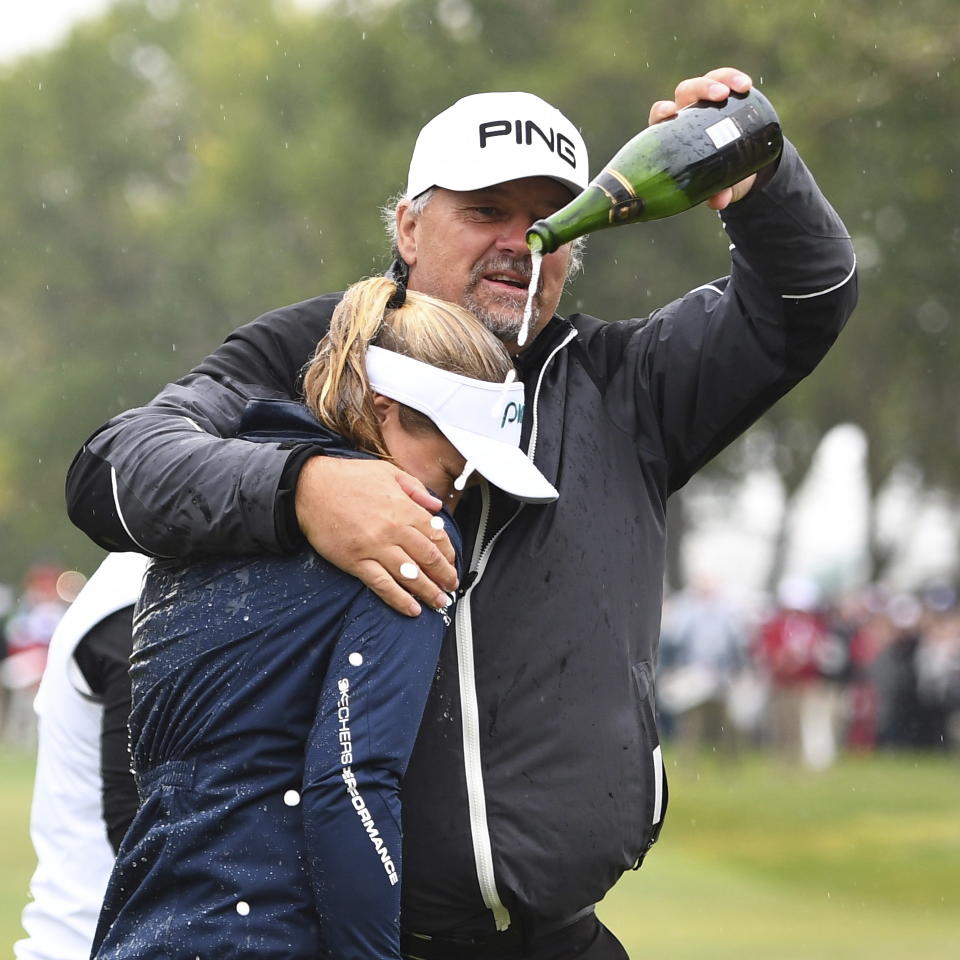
[463,289,535,342]
[462,257,538,342]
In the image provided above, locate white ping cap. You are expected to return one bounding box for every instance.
[406,91,589,200]
[365,345,558,504]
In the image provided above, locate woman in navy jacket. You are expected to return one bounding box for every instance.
[92,277,557,960]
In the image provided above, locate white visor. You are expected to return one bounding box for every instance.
[365,346,558,504]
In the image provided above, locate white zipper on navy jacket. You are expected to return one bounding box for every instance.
[457,328,577,931]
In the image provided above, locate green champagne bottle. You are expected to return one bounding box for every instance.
[526,88,783,254]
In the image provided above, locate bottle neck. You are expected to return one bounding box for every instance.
[526,184,614,254]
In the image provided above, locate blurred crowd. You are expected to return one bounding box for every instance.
[2,561,959,770]
[0,564,76,747]
[659,574,960,768]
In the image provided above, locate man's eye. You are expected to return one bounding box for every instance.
[468,206,499,218]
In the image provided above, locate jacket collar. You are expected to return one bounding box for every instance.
[239,398,375,460]
[513,314,576,380]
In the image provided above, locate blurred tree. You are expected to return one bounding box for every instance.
[0,0,956,586]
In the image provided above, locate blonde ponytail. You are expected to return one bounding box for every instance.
[303,276,512,458]
[303,277,395,457]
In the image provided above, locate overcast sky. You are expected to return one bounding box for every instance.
[1,0,333,62]
[1,0,114,62]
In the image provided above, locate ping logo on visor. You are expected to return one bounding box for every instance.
[500,400,523,429]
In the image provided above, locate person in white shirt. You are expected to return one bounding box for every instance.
[15,552,147,960]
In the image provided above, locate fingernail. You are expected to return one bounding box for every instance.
[733,73,751,88]
[708,82,729,99]
[434,593,449,610]
[408,600,422,617]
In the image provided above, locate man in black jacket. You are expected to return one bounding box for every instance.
[67,68,857,959]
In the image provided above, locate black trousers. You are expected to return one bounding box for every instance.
[401,911,629,960]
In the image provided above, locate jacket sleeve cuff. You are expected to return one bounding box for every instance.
[274,445,324,552]
[719,139,857,297]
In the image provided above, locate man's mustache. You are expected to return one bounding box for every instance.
[469,256,537,292]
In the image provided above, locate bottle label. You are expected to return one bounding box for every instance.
[705,116,742,149]
[610,198,646,223]
[594,169,647,224]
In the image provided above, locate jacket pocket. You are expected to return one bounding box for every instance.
[631,659,669,868]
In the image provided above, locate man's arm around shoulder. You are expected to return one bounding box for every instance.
[65,296,336,557]
[65,293,458,614]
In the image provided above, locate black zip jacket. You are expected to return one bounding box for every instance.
[66,141,857,938]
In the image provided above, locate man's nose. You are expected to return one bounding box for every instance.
[494,215,532,256]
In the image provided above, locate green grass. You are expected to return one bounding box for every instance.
[2,748,958,956]
[597,751,960,958]
[1,746,38,953]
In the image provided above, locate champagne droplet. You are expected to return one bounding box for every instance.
[454,461,475,491]
[491,368,518,417]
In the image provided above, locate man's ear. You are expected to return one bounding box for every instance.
[395,201,418,265]
[372,393,398,426]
